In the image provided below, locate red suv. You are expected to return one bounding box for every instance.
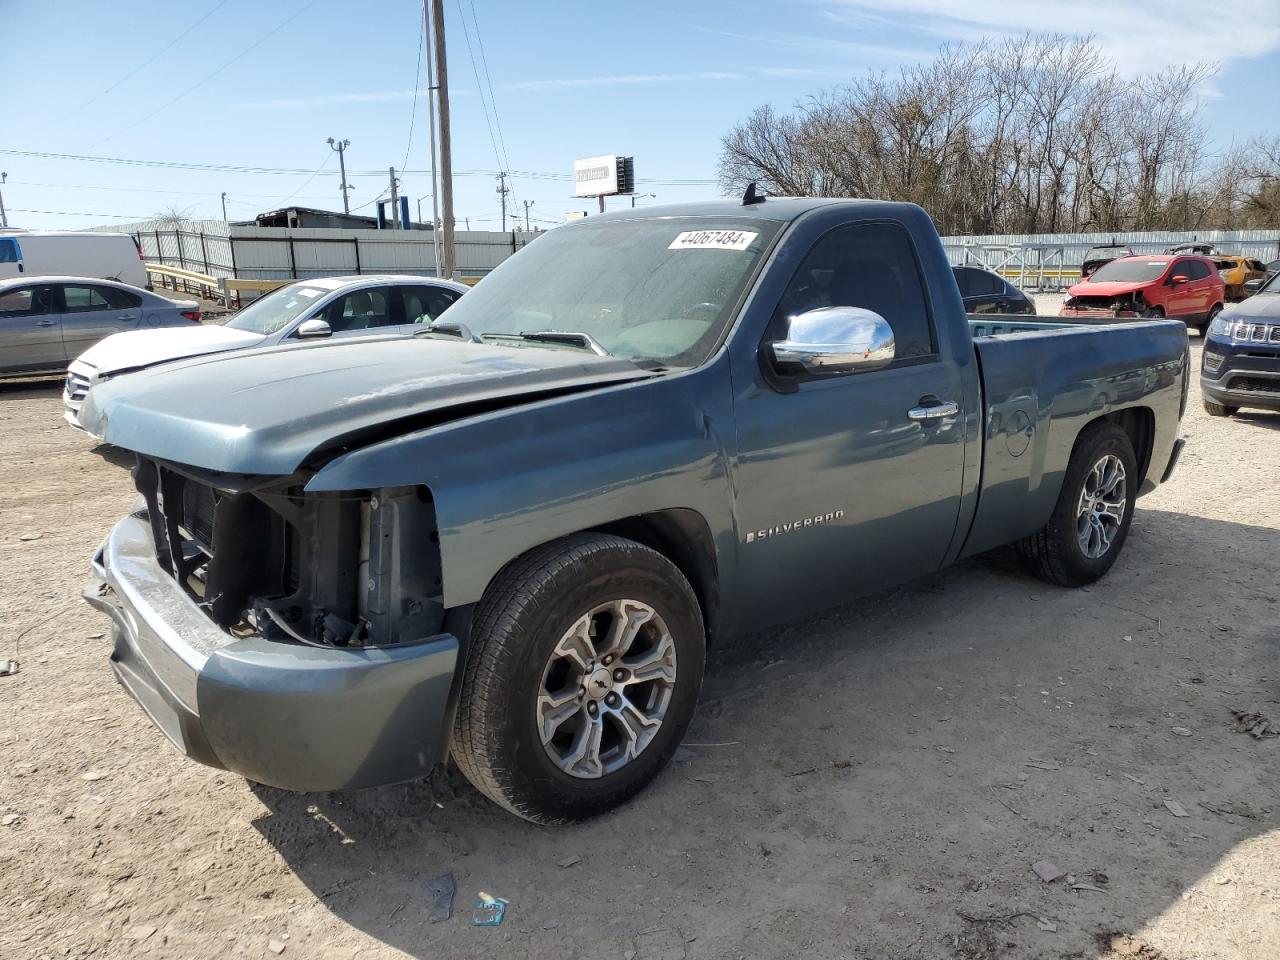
[1061,255,1225,333]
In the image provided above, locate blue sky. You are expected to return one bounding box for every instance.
[2,0,1278,232]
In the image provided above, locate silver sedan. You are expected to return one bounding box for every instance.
[0,276,199,380]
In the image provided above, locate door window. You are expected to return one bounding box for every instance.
[965,268,1003,296]
[0,286,53,318]
[100,286,142,309]
[1186,260,1210,281]
[61,285,115,311]
[323,288,392,332]
[404,286,461,323]
[772,221,936,361]
[0,238,19,263]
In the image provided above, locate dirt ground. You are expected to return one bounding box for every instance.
[1,338,1277,960]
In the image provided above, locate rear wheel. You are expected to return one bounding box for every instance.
[1016,422,1137,587]
[1203,400,1238,417]
[450,533,705,824]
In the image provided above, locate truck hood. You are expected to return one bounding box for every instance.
[81,336,655,476]
[1066,280,1150,298]
[1225,293,1280,321]
[76,324,265,375]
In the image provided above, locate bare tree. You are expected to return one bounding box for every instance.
[719,34,1274,234]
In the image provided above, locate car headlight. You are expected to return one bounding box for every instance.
[1208,313,1232,338]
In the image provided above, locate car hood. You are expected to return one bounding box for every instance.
[1225,293,1280,321]
[1066,280,1151,298]
[80,336,655,476]
[75,324,266,375]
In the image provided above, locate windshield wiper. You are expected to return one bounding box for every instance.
[414,320,481,342]
[480,330,610,356]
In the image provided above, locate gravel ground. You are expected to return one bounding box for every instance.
[1,336,1277,960]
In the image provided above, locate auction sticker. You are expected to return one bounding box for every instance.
[668,230,758,251]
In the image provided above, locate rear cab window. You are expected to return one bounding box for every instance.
[0,238,19,264]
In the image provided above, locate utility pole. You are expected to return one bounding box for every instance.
[423,0,441,276]
[431,0,456,276]
[0,172,8,229]
[220,191,228,222]
[327,137,351,214]
[523,199,534,232]
[496,171,509,231]
[388,167,400,229]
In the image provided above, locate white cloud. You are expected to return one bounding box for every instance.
[505,71,744,91]
[820,0,1280,76]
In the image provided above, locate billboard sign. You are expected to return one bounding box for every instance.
[574,155,620,197]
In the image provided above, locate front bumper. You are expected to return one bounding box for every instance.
[63,362,99,438]
[1201,338,1280,411]
[83,514,459,791]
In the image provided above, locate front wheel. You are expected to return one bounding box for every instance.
[1204,400,1238,417]
[450,533,705,824]
[1016,422,1137,587]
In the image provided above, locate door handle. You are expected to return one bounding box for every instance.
[36,319,57,327]
[117,314,138,322]
[907,400,959,421]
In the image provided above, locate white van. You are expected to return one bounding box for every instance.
[0,232,148,289]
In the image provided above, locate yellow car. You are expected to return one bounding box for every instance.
[1213,256,1268,300]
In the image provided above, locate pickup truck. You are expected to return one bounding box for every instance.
[79,196,1189,824]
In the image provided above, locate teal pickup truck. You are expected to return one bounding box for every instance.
[80,196,1188,823]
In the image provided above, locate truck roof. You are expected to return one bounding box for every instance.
[587,196,880,225]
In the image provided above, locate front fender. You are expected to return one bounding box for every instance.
[306,362,738,609]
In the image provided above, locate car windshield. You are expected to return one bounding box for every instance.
[441,216,781,366]
[1086,246,1128,259]
[222,283,328,335]
[1089,260,1170,283]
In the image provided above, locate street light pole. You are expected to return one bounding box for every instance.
[630,192,656,208]
[220,191,228,222]
[523,199,534,231]
[327,137,351,214]
[0,172,9,228]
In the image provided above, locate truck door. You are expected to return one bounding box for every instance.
[0,284,64,373]
[729,219,968,625]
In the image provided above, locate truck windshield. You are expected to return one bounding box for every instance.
[442,216,781,366]
[222,284,325,335]
[1089,260,1170,283]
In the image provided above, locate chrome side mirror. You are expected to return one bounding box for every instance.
[768,306,895,375]
[295,317,332,339]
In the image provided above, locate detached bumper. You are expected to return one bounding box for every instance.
[83,514,459,791]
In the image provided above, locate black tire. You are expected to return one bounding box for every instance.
[1016,422,1138,587]
[1203,400,1238,417]
[1140,305,1164,320]
[450,533,705,824]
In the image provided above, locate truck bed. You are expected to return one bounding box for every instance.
[967,314,1144,337]
[959,315,1189,558]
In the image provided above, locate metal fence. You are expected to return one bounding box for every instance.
[91,219,538,285]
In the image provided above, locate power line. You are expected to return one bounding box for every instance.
[401,19,425,173]
[91,0,321,148]
[37,0,231,133]
[467,0,517,202]
[277,152,333,207]
[454,0,504,179]
[10,208,153,220]
[0,148,719,185]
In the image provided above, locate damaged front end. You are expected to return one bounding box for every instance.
[82,454,460,792]
[133,457,445,650]
[1060,291,1151,319]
